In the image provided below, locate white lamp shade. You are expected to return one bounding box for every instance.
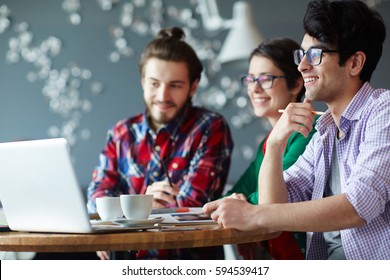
[218,2,264,65]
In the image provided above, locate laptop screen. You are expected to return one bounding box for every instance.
[0,138,93,233]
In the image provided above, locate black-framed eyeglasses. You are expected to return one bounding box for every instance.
[293,47,338,66]
[240,74,286,90]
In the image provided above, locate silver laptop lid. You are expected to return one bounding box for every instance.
[0,138,93,233]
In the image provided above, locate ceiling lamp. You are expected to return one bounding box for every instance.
[197,0,264,65]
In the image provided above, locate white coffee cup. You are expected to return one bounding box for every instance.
[96,197,123,221]
[120,194,153,220]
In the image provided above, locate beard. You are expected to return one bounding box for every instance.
[146,98,191,130]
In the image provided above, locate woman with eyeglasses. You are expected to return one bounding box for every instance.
[224,38,318,260]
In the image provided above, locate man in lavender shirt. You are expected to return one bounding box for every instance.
[203,0,389,260]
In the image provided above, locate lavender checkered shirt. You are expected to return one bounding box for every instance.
[284,82,390,260]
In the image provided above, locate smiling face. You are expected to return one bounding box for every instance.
[247,55,300,126]
[142,58,198,130]
[298,34,349,105]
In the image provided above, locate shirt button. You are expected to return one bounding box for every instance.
[172,162,178,169]
[210,171,215,176]
[155,145,161,151]
[153,171,159,177]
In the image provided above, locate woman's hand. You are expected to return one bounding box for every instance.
[96,251,110,260]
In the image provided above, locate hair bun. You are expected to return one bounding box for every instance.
[157,27,185,40]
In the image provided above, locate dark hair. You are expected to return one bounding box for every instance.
[139,27,203,85]
[303,0,386,82]
[249,38,305,101]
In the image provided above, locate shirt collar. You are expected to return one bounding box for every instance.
[143,105,191,140]
[340,82,372,121]
[315,82,373,135]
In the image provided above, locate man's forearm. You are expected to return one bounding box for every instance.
[258,141,288,204]
[256,194,366,232]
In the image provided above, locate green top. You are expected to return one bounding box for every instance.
[225,123,317,203]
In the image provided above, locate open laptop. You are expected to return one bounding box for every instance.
[0,138,159,233]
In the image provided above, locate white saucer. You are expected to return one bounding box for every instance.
[112,217,164,227]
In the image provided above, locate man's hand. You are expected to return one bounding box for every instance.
[203,198,261,231]
[226,192,247,201]
[270,99,315,147]
[145,181,180,208]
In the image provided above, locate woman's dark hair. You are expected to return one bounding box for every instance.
[249,38,305,101]
[303,0,386,82]
[139,27,203,85]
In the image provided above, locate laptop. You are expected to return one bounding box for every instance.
[0,138,159,233]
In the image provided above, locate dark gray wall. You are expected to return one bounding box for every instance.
[1,0,389,189]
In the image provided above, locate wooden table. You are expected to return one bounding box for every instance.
[0,224,279,253]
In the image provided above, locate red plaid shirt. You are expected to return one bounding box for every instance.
[87,106,233,259]
[87,105,233,211]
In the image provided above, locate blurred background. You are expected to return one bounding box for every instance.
[1,0,389,189]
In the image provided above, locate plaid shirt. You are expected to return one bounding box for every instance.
[87,105,233,212]
[284,82,390,260]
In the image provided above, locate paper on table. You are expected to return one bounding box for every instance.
[150,207,216,225]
